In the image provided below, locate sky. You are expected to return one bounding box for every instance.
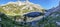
[0,0,60,10]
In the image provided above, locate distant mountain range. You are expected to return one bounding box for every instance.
[41,1,60,27]
[44,2,60,17]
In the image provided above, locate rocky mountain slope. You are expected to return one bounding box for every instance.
[0,1,46,27]
[40,1,60,27]
[0,1,45,16]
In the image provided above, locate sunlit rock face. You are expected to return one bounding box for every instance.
[0,1,45,16]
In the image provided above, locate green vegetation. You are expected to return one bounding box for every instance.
[0,13,24,27]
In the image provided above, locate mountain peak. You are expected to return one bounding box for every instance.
[0,1,45,16]
[59,1,60,7]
